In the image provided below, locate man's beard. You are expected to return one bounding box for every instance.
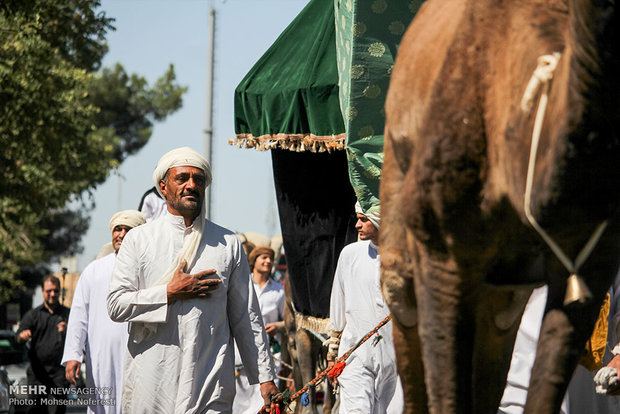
[169,195,203,216]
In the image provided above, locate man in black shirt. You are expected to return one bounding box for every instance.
[16,275,70,413]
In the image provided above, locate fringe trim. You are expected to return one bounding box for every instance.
[228,133,346,153]
[294,312,331,335]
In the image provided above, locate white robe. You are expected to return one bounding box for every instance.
[232,278,284,414]
[107,213,275,414]
[329,240,401,414]
[61,253,128,414]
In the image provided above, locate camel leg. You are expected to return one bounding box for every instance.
[524,308,578,414]
[473,286,533,414]
[283,275,306,413]
[393,308,428,414]
[321,381,335,414]
[382,254,428,414]
[291,354,304,414]
[312,337,334,414]
[279,322,295,393]
[295,328,319,414]
[413,247,481,414]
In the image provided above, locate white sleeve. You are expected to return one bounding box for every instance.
[329,252,347,332]
[227,240,275,384]
[107,232,168,323]
[61,269,90,365]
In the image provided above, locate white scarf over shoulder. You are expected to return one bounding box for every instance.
[133,147,212,343]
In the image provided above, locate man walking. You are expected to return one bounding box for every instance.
[233,246,285,413]
[107,147,278,413]
[61,209,146,413]
[327,202,401,413]
[16,275,70,414]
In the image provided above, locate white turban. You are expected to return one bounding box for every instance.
[355,201,380,230]
[152,146,212,198]
[109,210,146,233]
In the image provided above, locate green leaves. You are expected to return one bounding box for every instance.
[0,0,186,301]
[89,63,187,161]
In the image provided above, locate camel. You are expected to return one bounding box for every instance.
[283,272,335,414]
[380,0,620,413]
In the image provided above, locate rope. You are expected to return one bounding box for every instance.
[331,314,392,366]
[521,53,561,112]
[258,314,392,413]
[521,53,608,297]
[304,326,329,344]
[294,310,331,335]
[272,355,293,371]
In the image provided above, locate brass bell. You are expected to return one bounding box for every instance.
[564,273,593,306]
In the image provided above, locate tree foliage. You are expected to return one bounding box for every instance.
[0,0,187,302]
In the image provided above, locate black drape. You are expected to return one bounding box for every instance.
[271,149,358,318]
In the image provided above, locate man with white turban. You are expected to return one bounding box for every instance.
[62,209,146,414]
[327,202,403,413]
[107,147,278,413]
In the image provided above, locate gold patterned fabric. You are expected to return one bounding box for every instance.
[335,0,423,212]
[579,293,610,371]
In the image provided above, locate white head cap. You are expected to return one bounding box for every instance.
[152,147,212,198]
[109,210,146,233]
[355,201,380,230]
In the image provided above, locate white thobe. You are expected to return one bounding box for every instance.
[107,213,276,414]
[329,240,400,414]
[253,278,285,350]
[61,253,128,414]
[233,278,284,414]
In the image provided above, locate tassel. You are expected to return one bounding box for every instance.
[328,361,347,379]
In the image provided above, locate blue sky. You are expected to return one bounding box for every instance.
[76,0,308,269]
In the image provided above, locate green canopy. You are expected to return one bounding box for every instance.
[232,0,423,213]
[335,0,422,213]
[232,0,345,153]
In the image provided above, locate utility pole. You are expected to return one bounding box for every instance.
[204,2,215,220]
